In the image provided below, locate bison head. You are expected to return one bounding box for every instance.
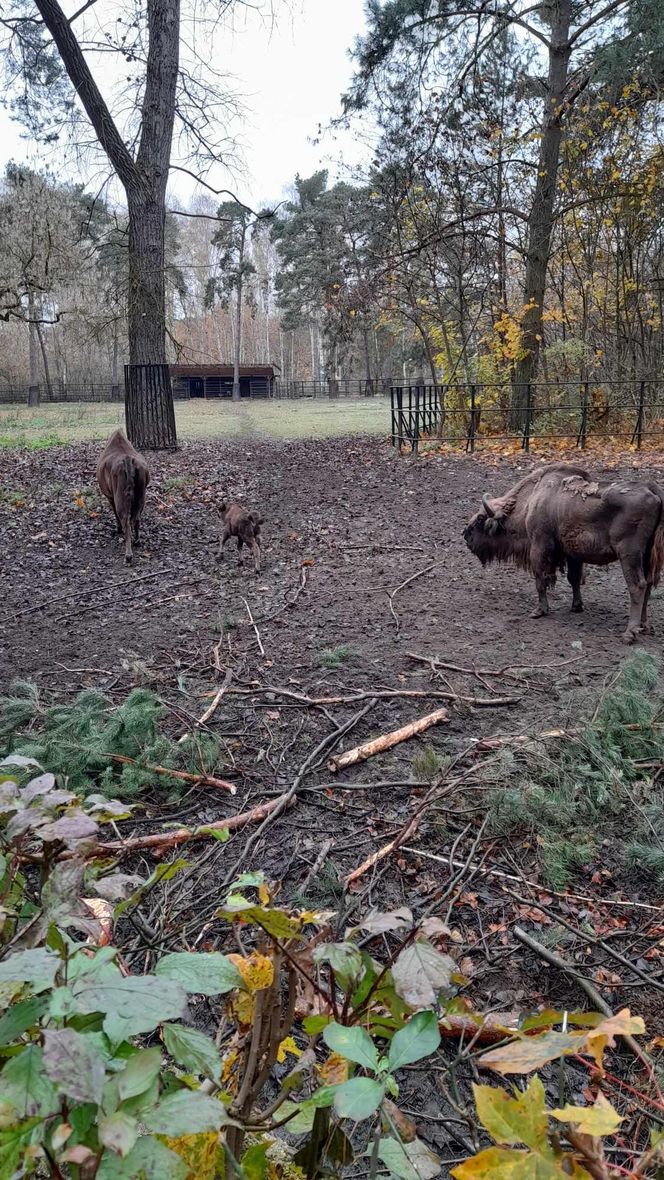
[463,494,507,564]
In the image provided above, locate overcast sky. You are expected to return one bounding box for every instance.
[0,0,371,209]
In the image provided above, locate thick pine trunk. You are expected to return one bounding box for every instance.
[511,0,572,428]
[232,225,246,401]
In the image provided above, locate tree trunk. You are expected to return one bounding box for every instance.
[36,320,54,400]
[125,192,177,446]
[511,0,572,427]
[232,223,246,401]
[125,364,176,451]
[34,0,180,449]
[27,289,40,407]
[111,322,120,399]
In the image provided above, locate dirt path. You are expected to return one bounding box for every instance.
[1,438,662,1001]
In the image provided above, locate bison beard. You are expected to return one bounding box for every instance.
[463,463,664,643]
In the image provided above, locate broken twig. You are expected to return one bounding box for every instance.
[109,752,236,795]
[243,597,265,656]
[83,793,292,857]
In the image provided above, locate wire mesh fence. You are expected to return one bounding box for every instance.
[390,380,664,454]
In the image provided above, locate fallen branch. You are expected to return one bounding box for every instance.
[178,663,234,743]
[401,846,661,912]
[2,568,163,623]
[328,706,448,773]
[85,792,292,856]
[344,811,423,888]
[513,926,656,1076]
[109,753,236,795]
[228,685,516,708]
[243,597,265,656]
[300,837,334,895]
[408,651,584,680]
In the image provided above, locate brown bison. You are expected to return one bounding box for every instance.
[96,430,150,564]
[463,462,664,643]
[217,501,263,572]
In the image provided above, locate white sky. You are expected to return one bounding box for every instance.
[0,0,371,210]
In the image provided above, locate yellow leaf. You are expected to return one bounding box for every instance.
[258,883,270,905]
[221,1048,239,1087]
[584,1009,645,1071]
[451,1146,560,1178]
[228,951,274,993]
[474,1078,549,1150]
[276,1036,302,1064]
[479,1030,584,1074]
[230,990,255,1027]
[551,1092,623,1137]
[157,1132,219,1180]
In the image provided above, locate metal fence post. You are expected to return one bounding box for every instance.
[413,385,421,455]
[577,380,589,450]
[390,386,396,447]
[467,384,477,453]
[632,379,646,450]
[522,383,532,452]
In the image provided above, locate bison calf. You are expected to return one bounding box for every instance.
[96,430,150,564]
[217,501,262,572]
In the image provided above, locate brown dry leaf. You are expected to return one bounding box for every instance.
[382,1098,417,1143]
[318,1052,349,1085]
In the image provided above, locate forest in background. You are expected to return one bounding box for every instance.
[1,0,663,413]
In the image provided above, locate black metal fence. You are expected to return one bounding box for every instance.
[390,380,664,454]
[274,378,391,399]
[0,376,394,404]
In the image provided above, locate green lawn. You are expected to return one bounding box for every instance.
[0,398,389,448]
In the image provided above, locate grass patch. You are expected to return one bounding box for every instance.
[487,652,664,888]
[0,397,389,448]
[412,744,444,782]
[319,643,357,669]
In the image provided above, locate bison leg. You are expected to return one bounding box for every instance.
[251,538,261,574]
[640,584,654,634]
[567,559,584,613]
[123,520,133,564]
[530,546,554,618]
[216,528,231,562]
[237,536,244,565]
[619,556,647,643]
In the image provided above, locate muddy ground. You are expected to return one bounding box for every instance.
[1,436,662,1164]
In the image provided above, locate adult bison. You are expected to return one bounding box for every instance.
[96,430,150,563]
[463,462,664,642]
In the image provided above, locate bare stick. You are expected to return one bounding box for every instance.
[387,560,446,634]
[344,812,423,888]
[328,706,448,773]
[228,685,517,708]
[513,926,655,1074]
[2,569,163,623]
[401,846,661,912]
[178,663,234,744]
[81,792,292,857]
[300,838,334,896]
[408,651,584,679]
[108,752,236,794]
[243,597,265,656]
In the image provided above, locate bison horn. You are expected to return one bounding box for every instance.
[482,493,495,517]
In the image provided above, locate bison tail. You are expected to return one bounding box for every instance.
[647,484,664,588]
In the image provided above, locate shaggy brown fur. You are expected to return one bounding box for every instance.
[96,430,150,564]
[217,501,263,573]
[464,462,664,643]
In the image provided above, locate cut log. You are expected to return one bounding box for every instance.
[328,707,448,773]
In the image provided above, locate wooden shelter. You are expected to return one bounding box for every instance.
[170,364,279,399]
